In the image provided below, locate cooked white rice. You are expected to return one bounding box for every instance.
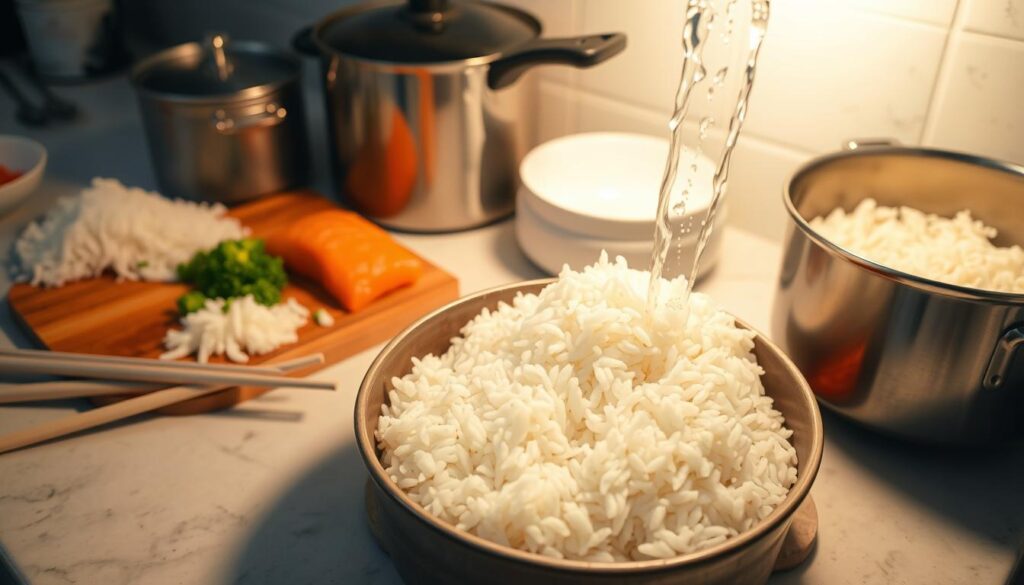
[810,198,1024,293]
[377,255,797,562]
[160,295,308,363]
[12,178,247,286]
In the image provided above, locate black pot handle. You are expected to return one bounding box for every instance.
[292,26,319,57]
[487,32,626,91]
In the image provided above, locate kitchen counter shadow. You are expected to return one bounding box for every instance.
[817,408,1024,546]
[222,441,400,585]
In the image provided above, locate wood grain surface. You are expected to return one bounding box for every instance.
[773,495,819,571]
[7,191,459,414]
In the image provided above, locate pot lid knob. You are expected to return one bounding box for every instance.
[405,0,450,33]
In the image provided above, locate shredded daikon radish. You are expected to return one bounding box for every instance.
[13,178,247,286]
[161,296,308,363]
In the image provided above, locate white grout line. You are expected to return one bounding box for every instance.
[920,0,968,145]
[851,5,956,31]
[959,27,1024,48]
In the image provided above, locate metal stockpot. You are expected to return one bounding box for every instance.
[132,35,309,203]
[772,142,1024,443]
[296,0,626,232]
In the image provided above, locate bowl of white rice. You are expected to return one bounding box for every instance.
[356,258,823,584]
[773,143,1024,443]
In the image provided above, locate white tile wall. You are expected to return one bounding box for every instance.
[831,0,958,26]
[925,32,1024,164]
[962,0,1024,41]
[743,0,947,153]
[723,137,807,240]
[536,80,578,144]
[575,0,685,115]
[140,0,1024,240]
[575,87,668,137]
[501,0,1024,239]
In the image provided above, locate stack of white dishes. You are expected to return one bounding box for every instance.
[515,132,725,279]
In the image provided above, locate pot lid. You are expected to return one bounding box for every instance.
[315,0,540,63]
[132,34,299,101]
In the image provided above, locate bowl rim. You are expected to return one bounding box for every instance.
[783,145,1024,304]
[0,135,47,194]
[355,278,824,574]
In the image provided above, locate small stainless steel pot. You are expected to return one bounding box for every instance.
[772,142,1024,443]
[356,279,823,584]
[296,0,626,232]
[132,34,309,203]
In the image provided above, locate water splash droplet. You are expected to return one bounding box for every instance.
[699,116,715,139]
[650,0,770,311]
[713,67,729,86]
[693,64,708,84]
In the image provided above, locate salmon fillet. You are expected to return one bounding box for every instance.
[266,210,423,312]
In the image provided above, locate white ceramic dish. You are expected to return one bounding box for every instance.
[0,136,47,216]
[519,132,716,240]
[516,187,725,278]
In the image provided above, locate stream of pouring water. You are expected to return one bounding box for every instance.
[646,0,770,311]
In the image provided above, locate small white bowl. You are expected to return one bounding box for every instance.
[0,135,47,216]
[516,132,725,278]
[516,187,726,278]
[519,132,717,240]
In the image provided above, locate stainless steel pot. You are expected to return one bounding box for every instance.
[772,142,1024,443]
[296,0,626,232]
[132,34,309,203]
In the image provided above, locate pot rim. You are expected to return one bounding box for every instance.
[784,145,1024,304]
[130,40,302,105]
[309,0,542,71]
[354,278,825,574]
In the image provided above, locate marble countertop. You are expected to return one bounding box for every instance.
[0,75,1022,585]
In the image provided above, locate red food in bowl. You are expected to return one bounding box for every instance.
[0,164,23,186]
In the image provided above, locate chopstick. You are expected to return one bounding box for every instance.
[0,380,161,404]
[0,353,326,455]
[0,353,336,391]
[0,347,288,375]
[0,352,327,404]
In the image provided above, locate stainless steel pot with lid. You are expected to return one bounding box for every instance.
[295,0,626,232]
[772,141,1024,443]
[132,34,309,203]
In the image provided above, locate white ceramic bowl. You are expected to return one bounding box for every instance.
[0,136,47,216]
[516,132,724,277]
[517,187,725,277]
[519,132,717,240]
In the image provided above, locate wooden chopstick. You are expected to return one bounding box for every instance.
[0,347,289,374]
[0,354,336,391]
[0,352,326,404]
[0,353,326,455]
[0,380,161,404]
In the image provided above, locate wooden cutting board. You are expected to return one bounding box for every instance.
[7,190,459,414]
